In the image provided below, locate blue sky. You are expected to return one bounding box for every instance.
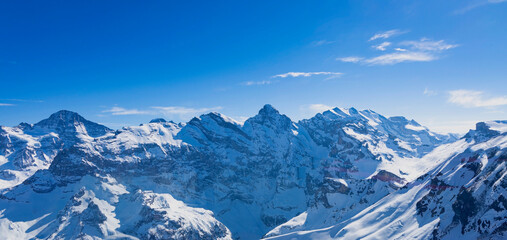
[1,0,506,133]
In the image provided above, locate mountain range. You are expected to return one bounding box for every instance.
[0,105,505,240]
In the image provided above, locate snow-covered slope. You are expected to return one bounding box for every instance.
[0,106,500,240]
[266,120,506,240]
[0,174,232,240]
[0,110,112,189]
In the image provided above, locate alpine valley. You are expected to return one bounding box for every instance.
[0,105,505,240]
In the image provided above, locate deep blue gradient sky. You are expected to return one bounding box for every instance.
[1,0,506,133]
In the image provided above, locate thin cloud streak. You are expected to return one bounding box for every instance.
[337,57,364,63]
[369,29,405,41]
[0,103,15,106]
[103,107,150,115]
[300,104,333,118]
[273,72,342,78]
[243,80,273,86]
[0,99,44,103]
[151,106,223,115]
[400,39,458,51]
[373,42,391,51]
[423,88,437,96]
[339,38,457,65]
[454,0,507,14]
[448,90,507,108]
[364,52,436,65]
[312,40,335,46]
[102,105,224,121]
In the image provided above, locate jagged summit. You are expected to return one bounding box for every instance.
[0,106,505,240]
[35,110,83,126]
[149,118,167,123]
[33,110,112,138]
[464,120,507,140]
[258,104,280,116]
[318,107,371,121]
[244,104,292,130]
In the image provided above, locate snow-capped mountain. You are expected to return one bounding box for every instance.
[1,105,503,240]
[0,110,112,189]
[266,120,506,240]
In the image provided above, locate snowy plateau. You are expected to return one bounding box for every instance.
[0,105,505,240]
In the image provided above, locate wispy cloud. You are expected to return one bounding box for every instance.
[448,90,507,108]
[0,99,44,103]
[455,0,507,14]
[339,38,457,66]
[369,29,405,41]
[244,72,342,87]
[307,104,333,112]
[400,39,458,51]
[0,103,15,106]
[300,104,333,117]
[243,80,273,86]
[103,107,150,115]
[364,52,435,65]
[312,40,335,46]
[273,72,342,78]
[337,56,364,63]
[102,105,223,121]
[373,41,391,51]
[152,106,223,120]
[423,88,437,96]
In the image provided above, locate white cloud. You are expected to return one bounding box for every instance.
[364,52,436,65]
[307,104,333,112]
[273,72,342,78]
[243,80,273,86]
[342,37,457,66]
[337,56,364,63]
[373,41,391,51]
[103,107,150,115]
[300,104,333,117]
[0,103,14,106]
[448,90,507,108]
[369,29,405,41]
[423,88,437,96]
[152,106,223,117]
[401,39,458,51]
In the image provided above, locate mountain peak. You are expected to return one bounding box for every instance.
[258,104,280,116]
[149,118,167,123]
[51,110,81,119]
[348,107,358,115]
[465,121,506,140]
[243,104,292,130]
[36,110,85,127]
[34,110,111,137]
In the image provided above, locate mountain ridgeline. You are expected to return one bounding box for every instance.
[0,105,505,240]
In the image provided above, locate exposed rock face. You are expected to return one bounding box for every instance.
[2,107,503,240]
